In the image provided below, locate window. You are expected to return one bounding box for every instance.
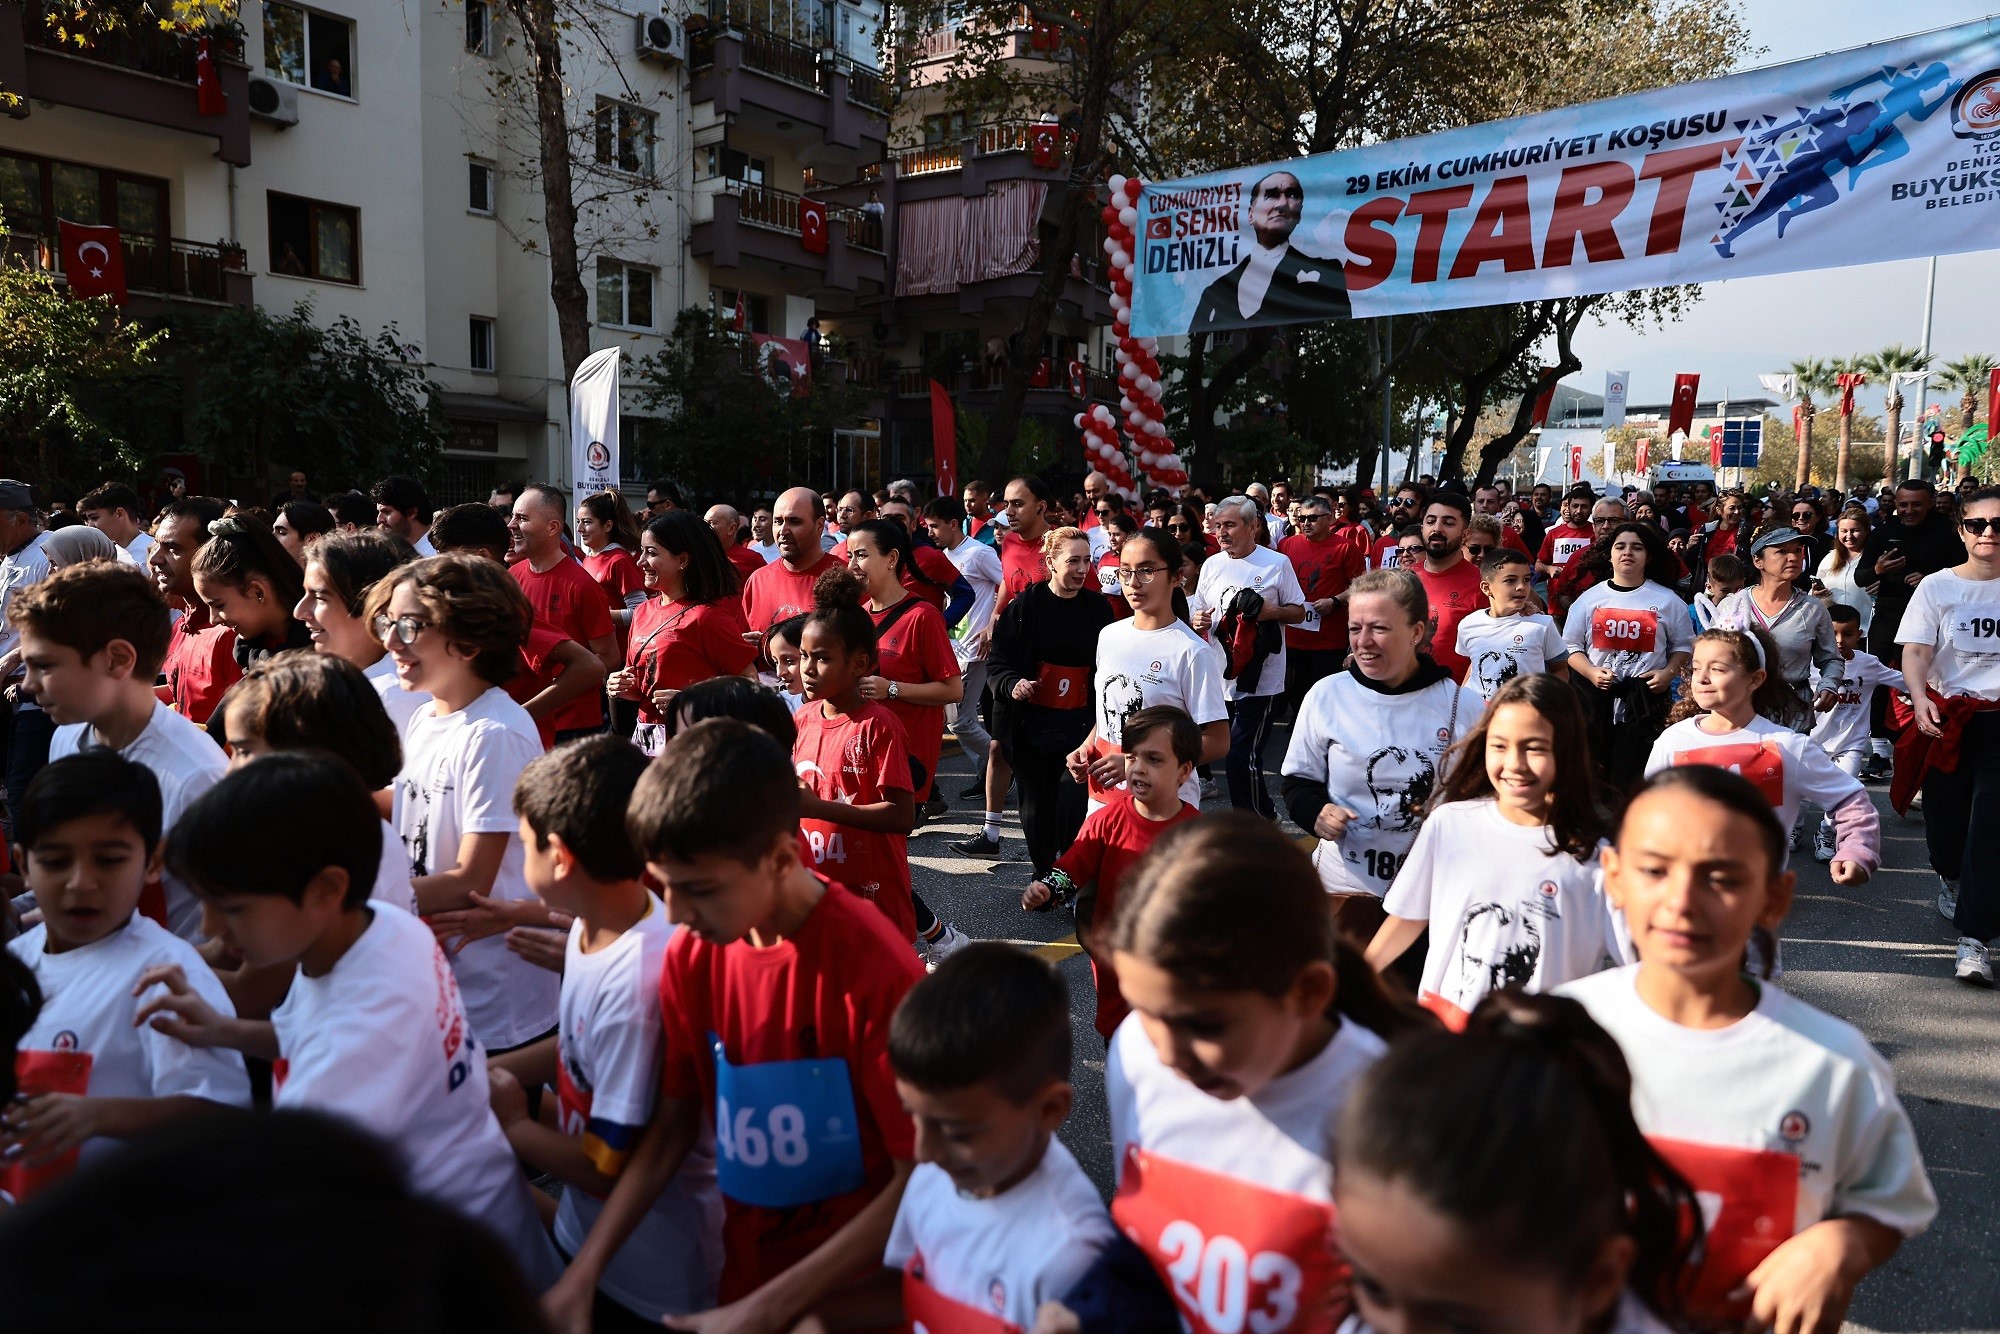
[594,99,656,177]
[597,261,655,330]
[469,316,496,372]
[922,111,969,145]
[465,0,492,54]
[711,287,769,334]
[468,160,494,215]
[267,192,359,283]
[0,153,167,243]
[263,2,354,96]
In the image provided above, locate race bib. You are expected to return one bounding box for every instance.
[1035,662,1091,710]
[1649,1136,1798,1321]
[1113,1146,1343,1334]
[799,821,850,868]
[1298,605,1322,634]
[1947,604,2000,655]
[1674,741,1786,809]
[1589,607,1658,655]
[633,721,667,758]
[555,1057,591,1138]
[1084,735,1125,805]
[1417,991,1471,1032]
[3,1050,93,1204]
[710,1034,866,1209]
[903,1261,1022,1334]
[1553,537,1590,565]
[1098,565,1123,596]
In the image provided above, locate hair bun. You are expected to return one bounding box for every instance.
[812,564,865,612]
[207,516,246,538]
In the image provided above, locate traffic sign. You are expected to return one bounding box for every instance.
[1718,418,1761,468]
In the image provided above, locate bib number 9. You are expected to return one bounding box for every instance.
[806,830,847,864]
[1158,1219,1303,1334]
[716,1095,811,1168]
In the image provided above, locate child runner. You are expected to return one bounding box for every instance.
[1692,552,1747,634]
[765,614,808,715]
[190,515,311,668]
[1334,991,1699,1334]
[1559,767,1936,1330]
[1808,604,1900,864]
[1562,522,1694,793]
[609,511,756,757]
[137,752,563,1289]
[1366,674,1621,1029]
[1454,548,1570,699]
[377,554,559,1055]
[1089,813,1421,1334]
[1647,627,1880,888]
[544,720,923,1331]
[491,736,723,1327]
[796,943,1115,1330]
[294,529,426,733]
[1024,705,1199,1040]
[3,754,249,1202]
[791,568,918,943]
[13,563,226,942]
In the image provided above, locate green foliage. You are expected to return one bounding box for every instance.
[628,308,878,501]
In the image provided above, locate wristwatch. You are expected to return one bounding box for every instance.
[887,680,901,700]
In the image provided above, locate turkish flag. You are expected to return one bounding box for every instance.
[1568,444,1583,483]
[732,289,746,332]
[1029,124,1060,169]
[930,380,958,497]
[1987,367,2000,435]
[1668,373,1700,438]
[799,197,828,255]
[1836,370,1865,416]
[1792,404,1808,448]
[1529,367,1559,427]
[1709,426,1724,468]
[1636,437,1651,472]
[195,37,228,116]
[58,220,127,305]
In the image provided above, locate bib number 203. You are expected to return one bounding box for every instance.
[1363,849,1406,882]
[1158,1219,1303,1334]
[716,1095,810,1169]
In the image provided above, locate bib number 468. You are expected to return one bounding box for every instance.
[1158,1220,1303,1334]
[716,1096,810,1168]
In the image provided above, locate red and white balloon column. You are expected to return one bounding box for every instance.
[1074,174,1188,502]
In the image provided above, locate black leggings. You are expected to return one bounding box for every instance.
[913,892,938,936]
[1928,710,2000,942]
[1014,730,1087,879]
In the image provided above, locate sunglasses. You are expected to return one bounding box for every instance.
[1963,517,1999,535]
[1166,521,1191,533]
[1464,544,1492,559]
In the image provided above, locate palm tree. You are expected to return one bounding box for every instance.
[1832,356,1866,495]
[1787,357,1836,490]
[1937,352,1998,435]
[1862,343,1934,485]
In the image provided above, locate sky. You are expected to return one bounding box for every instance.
[1569,0,2000,413]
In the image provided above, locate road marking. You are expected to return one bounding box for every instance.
[989,935,1086,961]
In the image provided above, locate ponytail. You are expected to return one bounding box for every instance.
[806,565,878,670]
[192,513,306,611]
[1337,991,1698,1325]
[849,518,946,595]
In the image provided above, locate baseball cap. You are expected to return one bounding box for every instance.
[0,480,36,512]
[1749,526,1806,556]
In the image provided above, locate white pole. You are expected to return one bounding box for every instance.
[1912,255,1938,479]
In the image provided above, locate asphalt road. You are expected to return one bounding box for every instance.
[912,733,2000,1332]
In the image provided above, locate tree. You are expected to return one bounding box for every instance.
[1832,358,1867,495]
[1936,353,1997,434]
[1785,357,1836,490]
[1862,343,1932,486]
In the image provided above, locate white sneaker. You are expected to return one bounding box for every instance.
[1954,937,1992,987]
[1787,821,1801,852]
[1812,821,1836,863]
[1938,879,1960,923]
[922,923,972,972]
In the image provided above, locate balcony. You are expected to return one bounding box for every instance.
[894,119,1072,199]
[691,179,887,302]
[894,361,1116,402]
[0,4,252,166]
[687,16,888,173]
[6,229,254,309]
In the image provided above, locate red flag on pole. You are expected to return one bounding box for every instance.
[1708,426,1725,468]
[1529,367,1559,428]
[929,380,958,497]
[58,221,127,305]
[799,198,828,255]
[195,37,228,116]
[1029,124,1060,169]
[1567,445,1583,483]
[1667,373,1700,438]
[1636,438,1651,473]
[1836,371,1865,416]
[732,290,746,332]
[1792,404,1808,448]
[1987,367,2000,435]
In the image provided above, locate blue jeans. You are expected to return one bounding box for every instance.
[3,705,55,842]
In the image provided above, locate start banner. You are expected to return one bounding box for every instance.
[1131,17,2000,337]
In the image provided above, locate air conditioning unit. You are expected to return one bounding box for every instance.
[637,13,683,62]
[246,75,299,127]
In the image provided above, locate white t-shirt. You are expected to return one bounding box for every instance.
[1561,580,1694,678]
[1454,610,1568,699]
[553,898,723,1320]
[412,533,439,558]
[373,818,418,914]
[1108,1011,1385,1334]
[51,700,227,943]
[943,535,1006,657]
[0,530,52,663]
[393,687,557,1050]
[885,1140,1114,1330]
[1645,714,1869,851]
[747,540,781,564]
[1092,619,1228,807]
[123,531,156,567]
[1281,669,1482,896]
[1896,568,2000,699]
[272,902,561,1288]
[365,652,432,737]
[1382,798,1620,1027]
[1190,545,1305,698]
[1810,651,1901,758]
[8,916,250,1170]
[1559,966,1936,1241]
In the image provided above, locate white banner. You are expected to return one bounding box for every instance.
[570,347,621,503]
[1603,371,1630,428]
[1604,439,1617,478]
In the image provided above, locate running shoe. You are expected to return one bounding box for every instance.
[922,922,972,972]
[1812,821,1836,863]
[1954,937,1992,987]
[949,831,1002,858]
[922,793,949,821]
[1938,878,1960,924]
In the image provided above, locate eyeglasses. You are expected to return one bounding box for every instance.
[371,613,431,646]
[1963,517,1999,535]
[1115,565,1168,585]
[1464,544,1492,559]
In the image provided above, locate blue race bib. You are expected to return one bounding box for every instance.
[710,1033,867,1208]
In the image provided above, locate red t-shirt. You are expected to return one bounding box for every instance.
[658,879,923,1301]
[869,599,959,802]
[792,701,914,940]
[1497,526,1531,556]
[579,545,646,613]
[626,596,758,723]
[161,608,240,726]
[1411,557,1485,681]
[511,556,615,732]
[1536,522,1593,570]
[503,619,578,749]
[906,545,959,616]
[742,552,840,639]
[1368,532,1403,571]
[1279,532,1366,651]
[725,543,766,583]
[1054,790,1198,1037]
[993,530,1047,617]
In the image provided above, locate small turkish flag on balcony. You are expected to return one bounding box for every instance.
[196,37,228,116]
[58,220,128,305]
[1029,124,1060,169]
[800,198,828,255]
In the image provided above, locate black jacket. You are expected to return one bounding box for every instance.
[1856,511,1965,659]
[987,581,1114,750]
[1189,244,1350,332]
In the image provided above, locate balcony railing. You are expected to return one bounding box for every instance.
[7,230,247,304]
[719,181,884,252]
[840,208,884,251]
[741,24,823,90]
[897,120,1063,177]
[894,361,1115,399]
[689,8,888,104]
[20,6,206,83]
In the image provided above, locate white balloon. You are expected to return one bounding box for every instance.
[1119,363,1137,380]
[1134,375,1155,395]
[1072,413,1086,428]
[1108,173,1128,194]
[1119,396,1135,412]
[1113,307,1130,326]
[1118,206,1137,228]
[1102,236,1118,254]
